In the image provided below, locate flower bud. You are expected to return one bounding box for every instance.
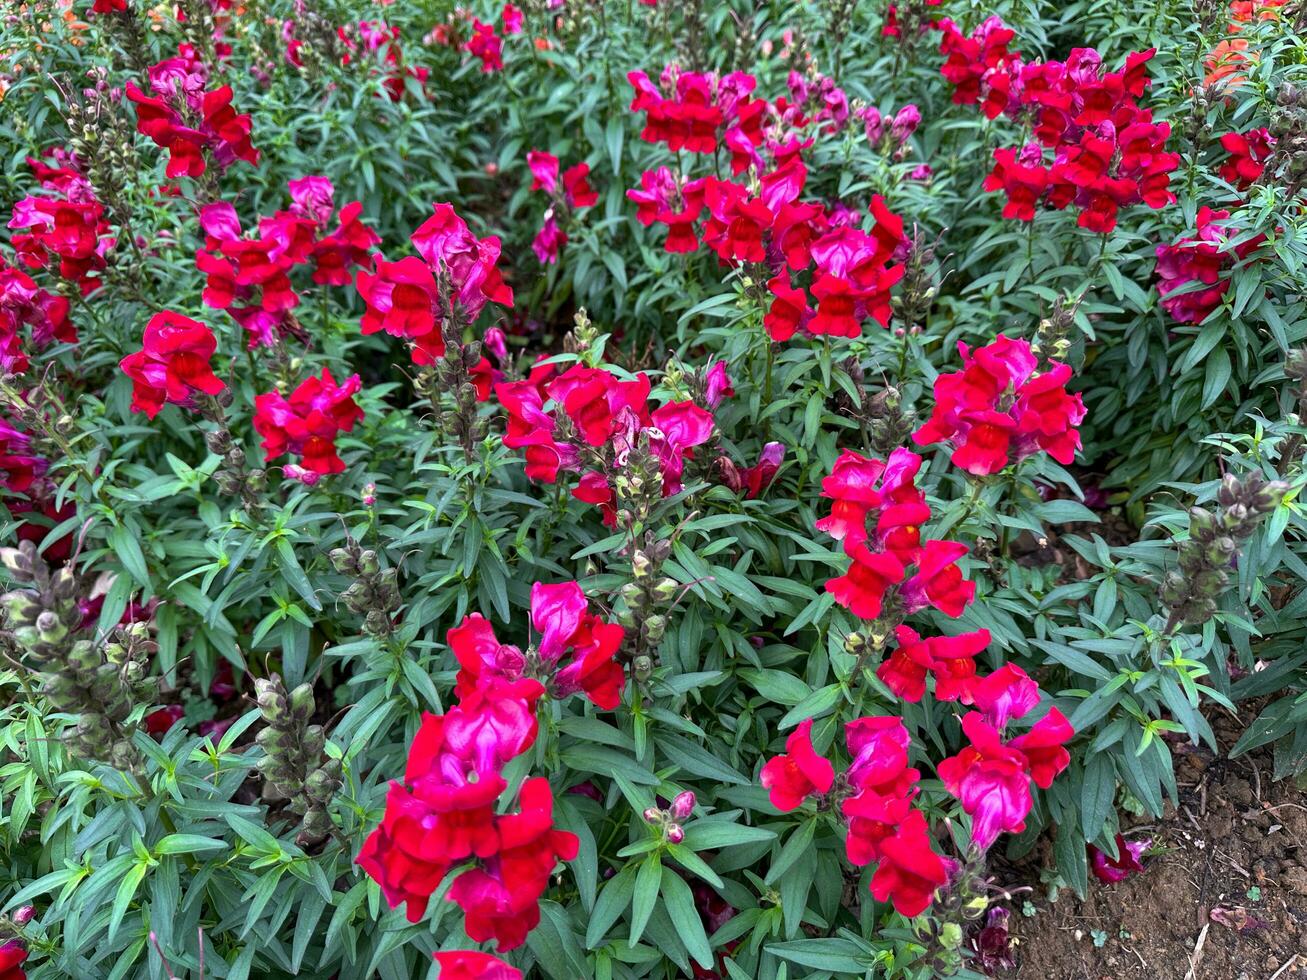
[665,824,684,844]
[651,577,678,603]
[668,791,695,821]
[939,921,964,949]
[328,548,358,575]
[643,806,661,824]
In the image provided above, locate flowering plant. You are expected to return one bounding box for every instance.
[0,2,1304,980]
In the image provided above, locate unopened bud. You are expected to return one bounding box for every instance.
[668,791,695,821]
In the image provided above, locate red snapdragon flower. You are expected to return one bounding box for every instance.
[868,808,954,917]
[877,625,991,703]
[716,441,785,499]
[1089,834,1150,883]
[358,690,534,921]
[466,20,504,72]
[0,257,74,374]
[496,364,715,524]
[447,777,579,950]
[0,418,45,495]
[253,369,364,479]
[448,582,625,709]
[763,713,952,917]
[126,53,259,178]
[1155,207,1265,325]
[816,447,976,621]
[937,15,1019,105]
[938,708,1072,850]
[119,311,225,418]
[912,335,1085,474]
[0,939,27,980]
[1219,128,1275,188]
[434,951,522,980]
[759,719,835,811]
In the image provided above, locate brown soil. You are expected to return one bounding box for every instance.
[1007,717,1307,980]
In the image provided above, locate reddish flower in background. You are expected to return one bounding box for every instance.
[1089,834,1150,883]
[1155,207,1265,325]
[501,3,524,34]
[119,311,225,418]
[716,441,785,499]
[434,951,522,980]
[127,53,260,178]
[253,369,364,479]
[937,15,1019,105]
[760,718,834,811]
[0,257,74,373]
[1219,129,1274,188]
[531,212,567,264]
[562,163,598,208]
[0,418,45,495]
[467,20,504,72]
[912,336,1085,474]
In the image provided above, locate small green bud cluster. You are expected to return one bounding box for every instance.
[1,542,157,769]
[616,534,675,669]
[254,674,342,847]
[1161,474,1286,632]
[329,538,400,637]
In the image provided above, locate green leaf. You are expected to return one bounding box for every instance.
[155,834,226,856]
[662,864,714,967]
[108,860,149,943]
[586,864,637,949]
[108,524,150,587]
[1080,755,1117,842]
[629,853,662,947]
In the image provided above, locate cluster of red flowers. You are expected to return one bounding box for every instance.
[450,581,625,709]
[119,310,226,419]
[359,583,612,951]
[253,368,364,483]
[771,444,1075,912]
[625,66,907,342]
[497,362,716,526]
[9,152,114,297]
[1154,206,1265,324]
[761,716,955,916]
[127,47,259,179]
[356,202,512,371]
[525,150,598,264]
[336,21,429,100]
[936,669,1072,848]
[0,418,43,499]
[817,447,974,621]
[0,256,73,377]
[940,18,1178,233]
[197,176,379,348]
[911,335,1085,475]
[1218,127,1275,189]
